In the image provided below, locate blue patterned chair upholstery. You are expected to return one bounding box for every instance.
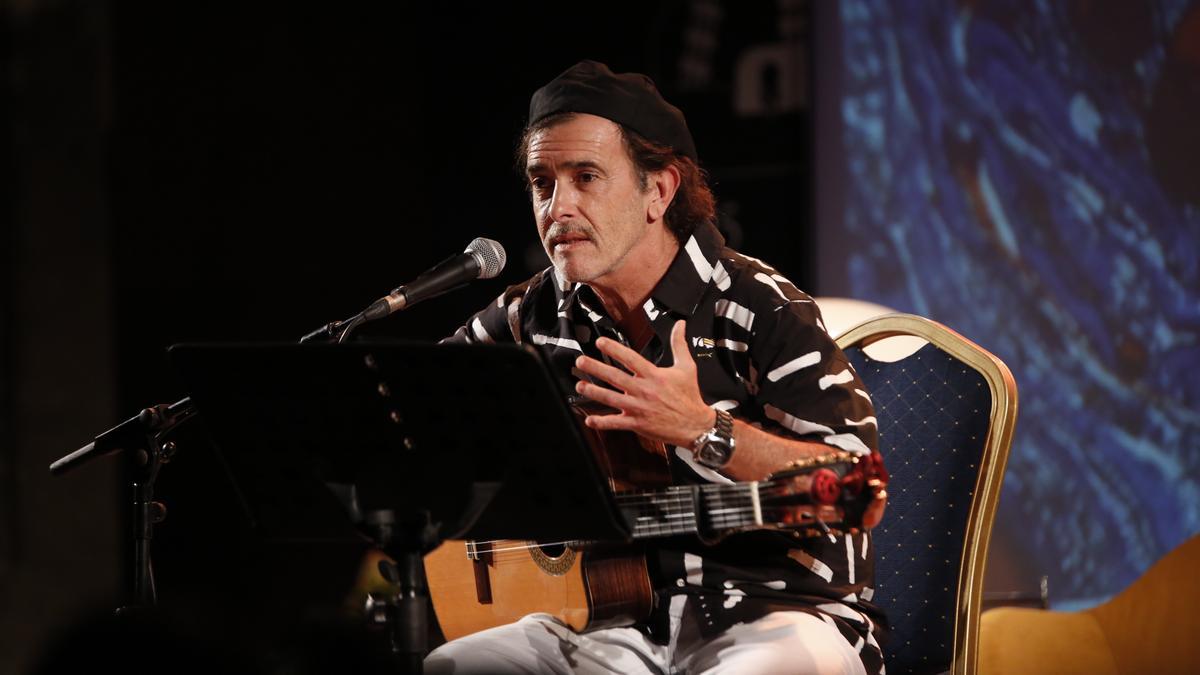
[836,314,1018,675]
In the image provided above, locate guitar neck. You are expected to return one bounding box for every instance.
[614,482,766,540]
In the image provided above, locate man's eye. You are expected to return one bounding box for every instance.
[530,178,551,193]
[577,172,598,183]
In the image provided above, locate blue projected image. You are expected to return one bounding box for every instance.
[832,0,1199,607]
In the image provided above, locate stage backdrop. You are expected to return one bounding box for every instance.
[815,0,1200,609]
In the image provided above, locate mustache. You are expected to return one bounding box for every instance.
[543,222,593,243]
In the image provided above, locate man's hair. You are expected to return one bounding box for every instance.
[516,112,717,242]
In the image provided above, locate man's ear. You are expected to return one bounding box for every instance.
[646,165,682,223]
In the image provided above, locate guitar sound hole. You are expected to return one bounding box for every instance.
[538,542,567,558]
[529,541,577,576]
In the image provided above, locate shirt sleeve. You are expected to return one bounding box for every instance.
[441,282,529,345]
[747,293,879,456]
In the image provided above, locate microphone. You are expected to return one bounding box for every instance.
[362,237,506,321]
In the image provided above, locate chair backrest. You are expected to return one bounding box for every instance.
[836,314,1017,675]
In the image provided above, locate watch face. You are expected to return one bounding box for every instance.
[698,438,732,467]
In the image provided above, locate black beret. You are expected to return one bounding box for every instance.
[528,60,698,161]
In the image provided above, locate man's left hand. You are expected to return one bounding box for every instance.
[574,319,715,448]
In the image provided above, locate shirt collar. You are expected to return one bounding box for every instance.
[557,220,726,324]
[649,220,725,316]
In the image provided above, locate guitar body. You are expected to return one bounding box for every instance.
[426,404,671,640]
[424,539,654,641]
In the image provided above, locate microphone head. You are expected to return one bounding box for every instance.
[465,237,507,279]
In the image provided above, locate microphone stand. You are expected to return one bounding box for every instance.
[297,296,387,345]
[52,306,363,613]
[122,402,195,612]
[299,291,379,344]
[49,399,198,613]
[51,268,480,668]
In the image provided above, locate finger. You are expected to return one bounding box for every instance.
[595,337,654,375]
[585,412,636,432]
[668,320,695,369]
[575,380,639,411]
[575,355,637,391]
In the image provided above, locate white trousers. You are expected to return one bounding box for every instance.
[424,608,868,675]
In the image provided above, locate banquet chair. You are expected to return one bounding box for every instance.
[836,313,1018,675]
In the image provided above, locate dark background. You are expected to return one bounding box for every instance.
[4,2,815,671]
[7,0,1190,667]
[107,1,816,400]
[14,1,1191,672]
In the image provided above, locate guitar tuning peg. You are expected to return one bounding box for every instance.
[862,489,888,529]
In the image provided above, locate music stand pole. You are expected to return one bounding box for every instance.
[361,508,439,673]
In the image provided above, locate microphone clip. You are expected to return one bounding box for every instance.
[299,320,351,344]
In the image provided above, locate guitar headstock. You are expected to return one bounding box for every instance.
[758,450,890,535]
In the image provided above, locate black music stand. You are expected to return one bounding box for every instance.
[167,341,631,673]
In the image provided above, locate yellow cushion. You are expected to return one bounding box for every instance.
[980,534,1200,675]
[980,607,1118,675]
[1089,534,1200,675]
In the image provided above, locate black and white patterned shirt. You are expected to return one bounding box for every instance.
[446,221,887,674]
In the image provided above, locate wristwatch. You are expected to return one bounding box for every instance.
[690,409,736,469]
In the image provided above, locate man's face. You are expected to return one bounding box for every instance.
[525,114,655,286]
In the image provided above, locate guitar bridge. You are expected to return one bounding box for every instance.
[465,540,493,605]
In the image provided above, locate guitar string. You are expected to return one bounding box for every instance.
[472,516,840,559]
[468,505,774,553]
[479,509,832,561]
[612,486,819,510]
[470,504,839,562]
[459,486,833,554]
[448,478,837,549]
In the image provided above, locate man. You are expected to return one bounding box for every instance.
[429,61,886,675]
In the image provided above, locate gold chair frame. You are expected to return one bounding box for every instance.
[836,313,1019,675]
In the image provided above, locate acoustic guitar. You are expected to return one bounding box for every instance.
[423,415,887,640]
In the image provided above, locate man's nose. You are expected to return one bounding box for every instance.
[547,182,578,222]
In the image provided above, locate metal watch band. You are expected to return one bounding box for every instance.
[712,408,733,439]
